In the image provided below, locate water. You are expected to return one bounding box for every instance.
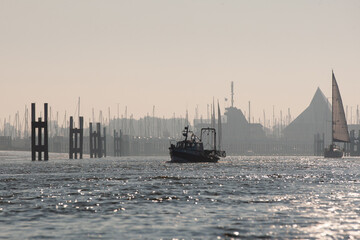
[1,151,360,239]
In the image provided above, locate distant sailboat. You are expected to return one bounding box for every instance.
[324,71,350,158]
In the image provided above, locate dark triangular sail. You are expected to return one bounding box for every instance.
[332,71,350,142]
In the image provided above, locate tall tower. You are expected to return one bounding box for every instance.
[231,81,234,108]
[248,101,251,124]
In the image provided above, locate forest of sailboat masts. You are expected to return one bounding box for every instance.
[1,102,360,140]
[1,104,290,139]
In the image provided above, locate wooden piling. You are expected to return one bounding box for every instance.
[69,117,73,158]
[97,123,102,158]
[89,122,105,158]
[114,129,121,156]
[89,122,94,158]
[69,116,83,159]
[31,103,35,160]
[44,103,48,160]
[102,127,106,157]
[31,103,49,161]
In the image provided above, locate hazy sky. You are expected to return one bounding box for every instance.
[1,0,360,124]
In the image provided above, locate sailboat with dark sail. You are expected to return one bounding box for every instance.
[324,71,350,158]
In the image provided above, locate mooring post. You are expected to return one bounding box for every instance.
[31,103,36,161]
[69,116,74,159]
[79,117,83,159]
[31,103,48,161]
[113,130,122,157]
[74,127,78,159]
[103,127,106,157]
[97,123,102,158]
[89,122,93,158]
[38,117,42,161]
[44,103,48,161]
[89,122,104,158]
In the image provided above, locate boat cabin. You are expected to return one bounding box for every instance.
[176,140,204,151]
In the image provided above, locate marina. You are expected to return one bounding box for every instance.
[2,77,360,158]
[1,1,360,239]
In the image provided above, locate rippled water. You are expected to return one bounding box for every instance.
[1,151,360,239]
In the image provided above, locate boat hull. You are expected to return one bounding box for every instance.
[324,148,343,158]
[169,148,219,163]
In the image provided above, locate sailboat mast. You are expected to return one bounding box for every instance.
[217,101,222,151]
[332,71,335,145]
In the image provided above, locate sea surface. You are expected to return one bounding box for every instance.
[1,151,360,239]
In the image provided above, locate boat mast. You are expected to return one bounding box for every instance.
[217,100,222,151]
[332,70,335,146]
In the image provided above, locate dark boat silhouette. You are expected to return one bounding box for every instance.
[169,126,226,163]
[324,71,350,158]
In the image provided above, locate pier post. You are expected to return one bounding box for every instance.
[102,127,106,157]
[114,130,117,156]
[97,123,102,158]
[90,122,105,158]
[114,130,121,156]
[69,117,73,159]
[69,116,84,159]
[89,123,93,158]
[37,117,42,160]
[31,103,35,160]
[79,117,83,159]
[44,103,48,160]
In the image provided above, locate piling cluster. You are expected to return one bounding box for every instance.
[30,103,128,161]
[69,116,83,159]
[31,103,48,161]
[89,122,106,158]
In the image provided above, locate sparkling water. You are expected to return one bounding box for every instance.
[1,151,360,239]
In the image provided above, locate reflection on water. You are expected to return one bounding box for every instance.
[0,151,360,239]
